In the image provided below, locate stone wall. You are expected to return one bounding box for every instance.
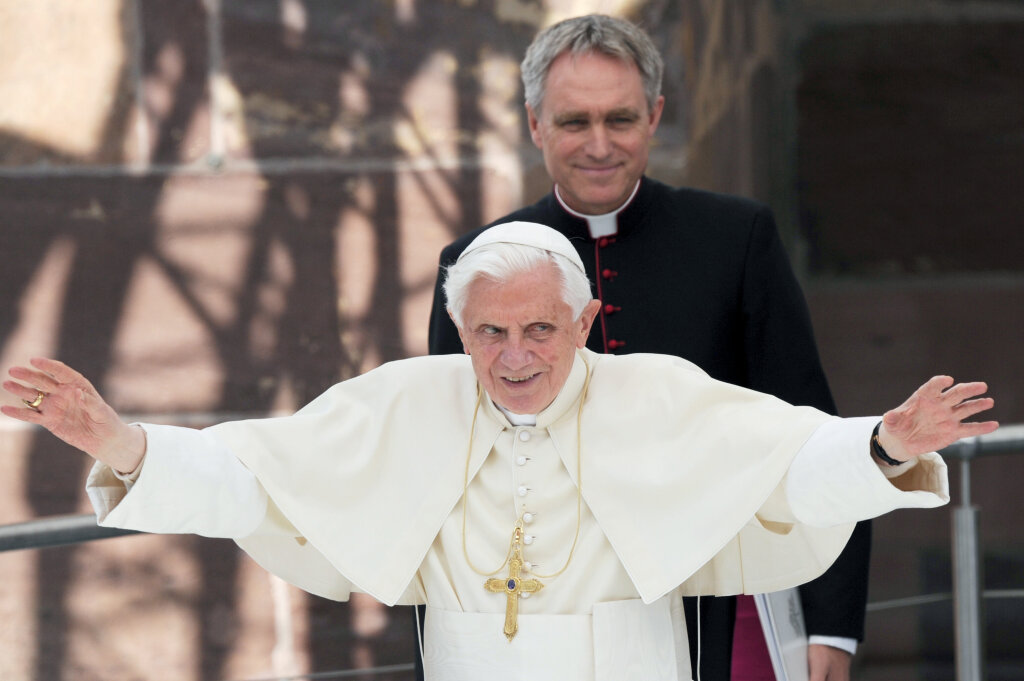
[792,6,1024,676]
[683,2,1024,675]
[0,2,683,680]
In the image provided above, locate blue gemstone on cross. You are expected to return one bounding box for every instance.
[484,550,545,641]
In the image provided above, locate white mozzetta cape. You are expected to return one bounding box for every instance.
[90,350,945,609]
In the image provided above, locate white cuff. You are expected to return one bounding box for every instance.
[111,453,144,489]
[87,423,268,538]
[786,416,949,527]
[808,634,857,656]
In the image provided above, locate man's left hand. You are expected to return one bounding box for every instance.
[808,643,851,681]
[878,375,998,462]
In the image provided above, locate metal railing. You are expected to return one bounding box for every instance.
[934,423,1024,681]
[2,423,1022,681]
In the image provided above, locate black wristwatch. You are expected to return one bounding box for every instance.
[871,421,906,466]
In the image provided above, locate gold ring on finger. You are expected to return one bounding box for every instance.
[23,389,45,411]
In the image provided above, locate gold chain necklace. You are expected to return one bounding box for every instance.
[460,355,592,639]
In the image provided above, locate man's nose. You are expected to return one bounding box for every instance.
[499,338,532,370]
[584,124,612,158]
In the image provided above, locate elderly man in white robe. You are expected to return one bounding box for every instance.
[2,222,998,681]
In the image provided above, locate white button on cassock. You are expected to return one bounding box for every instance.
[519,431,531,442]
[523,534,535,545]
[516,456,528,466]
[523,512,534,523]
[518,486,528,497]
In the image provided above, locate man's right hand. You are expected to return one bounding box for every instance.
[808,643,852,681]
[2,357,145,473]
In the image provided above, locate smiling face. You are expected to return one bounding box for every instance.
[527,50,664,215]
[455,264,601,414]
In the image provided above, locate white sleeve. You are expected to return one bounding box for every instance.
[785,416,949,528]
[86,423,269,538]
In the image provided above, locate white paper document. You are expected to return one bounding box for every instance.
[753,588,809,681]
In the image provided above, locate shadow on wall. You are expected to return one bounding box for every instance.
[0,1,553,678]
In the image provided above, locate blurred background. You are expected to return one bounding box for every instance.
[0,1,1021,679]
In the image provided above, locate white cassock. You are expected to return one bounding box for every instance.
[87,349,948,681]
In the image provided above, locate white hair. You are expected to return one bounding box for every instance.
[444,242,593,329]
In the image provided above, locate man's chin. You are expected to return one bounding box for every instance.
[498,398,539,414]
[495,392,548,416]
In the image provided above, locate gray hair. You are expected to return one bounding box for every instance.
[444,243,593,329]
[521,14,664,114]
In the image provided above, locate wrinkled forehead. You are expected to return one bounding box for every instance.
[463,261,566,311]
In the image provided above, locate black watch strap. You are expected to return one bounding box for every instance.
[871,420,906,466]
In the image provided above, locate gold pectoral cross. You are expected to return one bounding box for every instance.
[484,527,544,641]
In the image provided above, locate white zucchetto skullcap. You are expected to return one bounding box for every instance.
[456,221,585,273]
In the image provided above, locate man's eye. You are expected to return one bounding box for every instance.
[482,326,500,335]
[561,119,587,130]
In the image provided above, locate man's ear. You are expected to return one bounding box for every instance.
[525,103,544,150]
[449,309,471,354]
[576,299,602,349]
[647,95,665,135]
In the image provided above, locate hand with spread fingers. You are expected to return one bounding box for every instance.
[875,375,999,464]
[2,357,146,474]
